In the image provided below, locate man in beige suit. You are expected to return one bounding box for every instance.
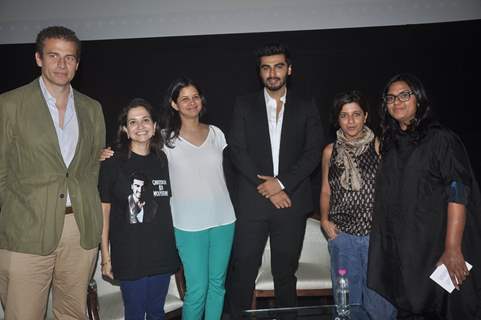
[0,26,105,319]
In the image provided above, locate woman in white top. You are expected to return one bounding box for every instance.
[162,77,236,320]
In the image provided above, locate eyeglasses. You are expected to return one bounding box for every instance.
[384,91,414,104]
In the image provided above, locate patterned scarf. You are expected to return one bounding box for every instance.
[334,126,375,191]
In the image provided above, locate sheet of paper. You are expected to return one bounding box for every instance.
[430,261,473,293]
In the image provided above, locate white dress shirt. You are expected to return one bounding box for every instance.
[39,77,79,206]
[264,88,286,188]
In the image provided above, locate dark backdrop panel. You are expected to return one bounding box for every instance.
[1,20,480,184]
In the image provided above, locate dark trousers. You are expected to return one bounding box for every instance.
[396,311,441,320]
[227,211,307,319]
[120,273,171,320]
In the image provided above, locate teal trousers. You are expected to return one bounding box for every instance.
[175,223,235,320]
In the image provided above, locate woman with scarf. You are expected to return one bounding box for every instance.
[320,90,396,319]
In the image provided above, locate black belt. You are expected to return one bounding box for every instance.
[65,206,74,214]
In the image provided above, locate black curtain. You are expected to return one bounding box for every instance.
[2,20,480,182]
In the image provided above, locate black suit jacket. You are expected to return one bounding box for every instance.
[228,90,324,218]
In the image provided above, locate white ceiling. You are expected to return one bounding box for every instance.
[1,0,480,44]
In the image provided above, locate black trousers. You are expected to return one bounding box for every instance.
[227,211,307,319]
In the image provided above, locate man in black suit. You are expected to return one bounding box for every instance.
[227,43,324,317]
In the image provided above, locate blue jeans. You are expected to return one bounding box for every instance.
[328,232,396,320]
[120,273,171,320]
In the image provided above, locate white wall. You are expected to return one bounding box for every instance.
[0,0,480,44]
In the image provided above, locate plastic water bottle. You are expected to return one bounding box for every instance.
[335,268,350,317]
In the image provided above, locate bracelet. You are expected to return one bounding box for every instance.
[101,259,111,266]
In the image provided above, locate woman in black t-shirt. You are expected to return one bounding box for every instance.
[99,98,179,320]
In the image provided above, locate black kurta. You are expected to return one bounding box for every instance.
[368,124,481,319]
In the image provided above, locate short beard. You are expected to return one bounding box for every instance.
[264,77,286,91]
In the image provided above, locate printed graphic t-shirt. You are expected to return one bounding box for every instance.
[99,151,179,280]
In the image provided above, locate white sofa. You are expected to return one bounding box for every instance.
[252,217,332,308]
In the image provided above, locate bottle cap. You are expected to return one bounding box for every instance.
[338,268,347,276]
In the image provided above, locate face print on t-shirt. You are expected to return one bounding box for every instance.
[127,172,158,224]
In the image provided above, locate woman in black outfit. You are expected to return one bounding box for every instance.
[99,98,179,320]
[367,73,481,319]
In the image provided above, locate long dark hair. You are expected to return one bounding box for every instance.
[161,77,207,148]
[380,73,435,153]
[114,98,165,162]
